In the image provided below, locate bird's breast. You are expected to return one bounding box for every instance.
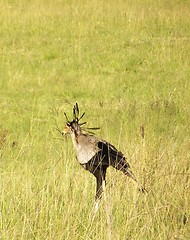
[71,134,99,164]
[76,145,98,164]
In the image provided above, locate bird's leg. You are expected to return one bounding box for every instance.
[93,168,107,215]
[92,174,103,216]
[102,180,106,201]
[102,177,112,240]
[96,174,103,199]
[93,198,100,216]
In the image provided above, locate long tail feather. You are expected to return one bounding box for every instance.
[125,168,148,193]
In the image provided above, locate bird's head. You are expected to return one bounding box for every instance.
[62,103,86,136]
[62,103,100,137]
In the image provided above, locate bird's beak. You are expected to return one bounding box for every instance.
[62,126,70,135]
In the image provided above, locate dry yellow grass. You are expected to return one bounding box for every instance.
[0,0,190,239]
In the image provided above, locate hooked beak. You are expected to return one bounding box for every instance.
[62,126,71,135]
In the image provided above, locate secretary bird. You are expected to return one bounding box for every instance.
[62,103,146,205]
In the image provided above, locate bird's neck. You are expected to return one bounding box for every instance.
[71,131,79,149]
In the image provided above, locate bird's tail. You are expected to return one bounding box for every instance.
[112,157,147,193]
[125,167,147,193]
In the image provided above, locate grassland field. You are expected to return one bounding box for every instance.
[0,0,190,239]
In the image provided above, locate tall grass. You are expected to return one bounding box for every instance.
[0,0,190,239]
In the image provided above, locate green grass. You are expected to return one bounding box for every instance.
[0,0,190,239]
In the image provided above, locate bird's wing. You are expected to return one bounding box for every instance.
[97,140,130,168]
[98,140,124,159]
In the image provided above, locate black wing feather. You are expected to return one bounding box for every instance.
[97,140,130,169]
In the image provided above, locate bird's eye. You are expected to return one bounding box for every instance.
[67,122,71,127]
